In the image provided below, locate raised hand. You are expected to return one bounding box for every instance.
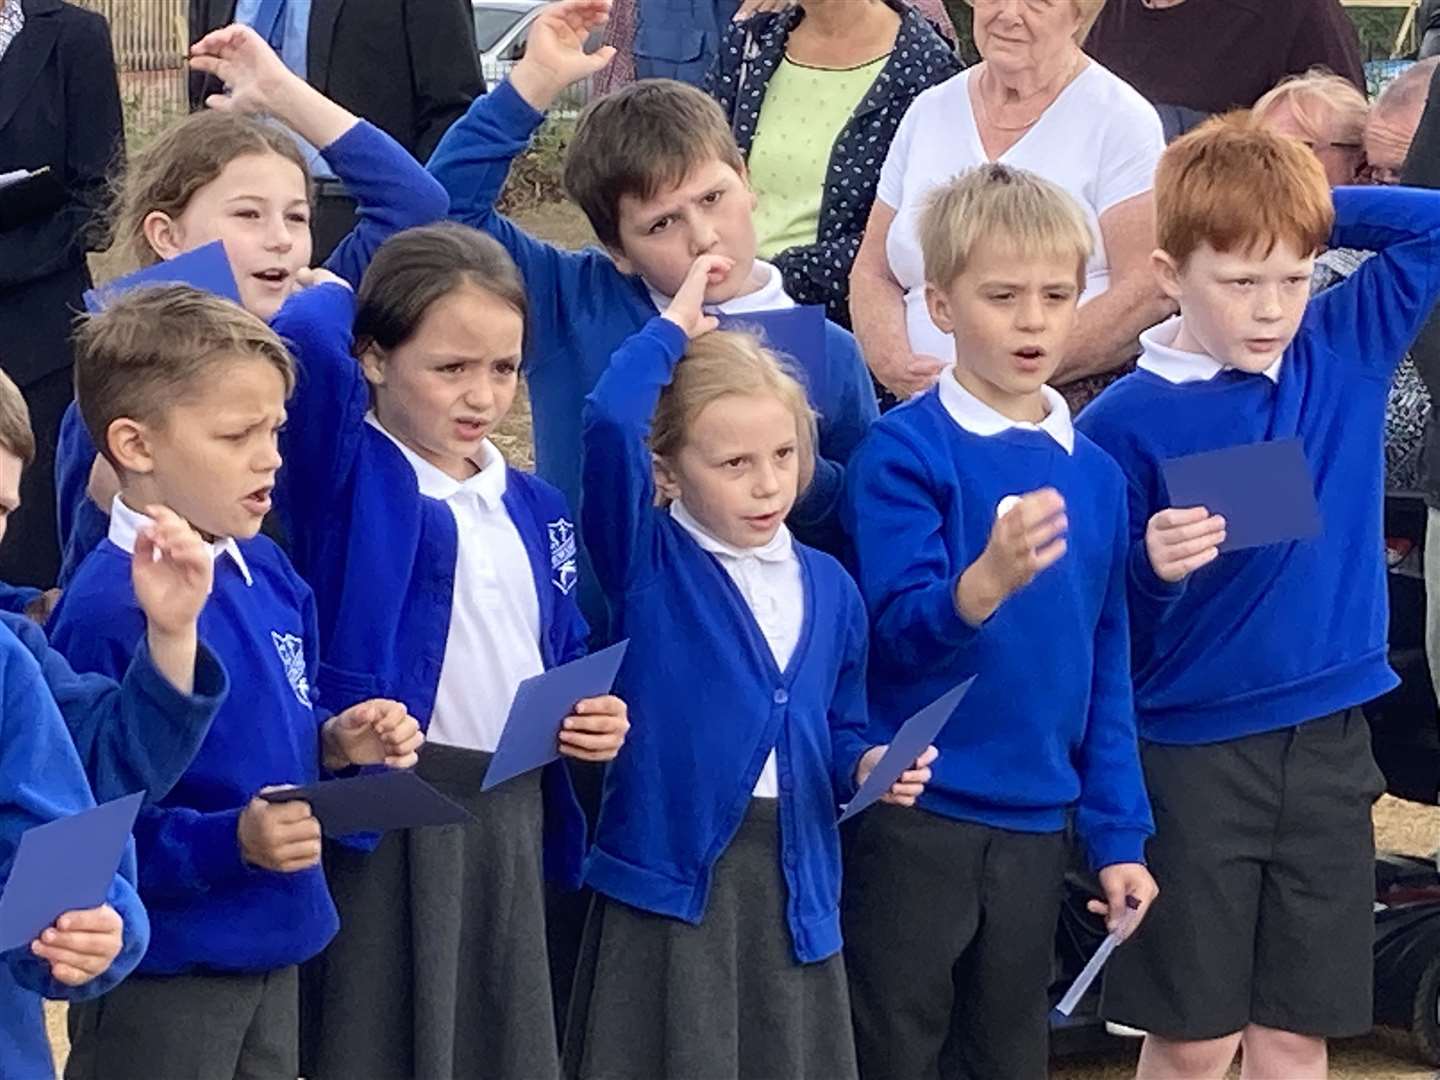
[1146,506,1226,583]
[509,0,617,111]
[132,505,213,639]
[662,254,734,339]
[322,698,424,770]
[955,488,1068,625]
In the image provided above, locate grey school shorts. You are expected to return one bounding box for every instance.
[1102,708,1386,1040]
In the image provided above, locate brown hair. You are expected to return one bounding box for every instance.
[650,330,817,500]
[74,286,296,467]
[920,163,1093,291]
[108,111,312,272]
[1156,111,1334,265]
[563,79,746,251]
[353,223,528,358]
[0,369,35,468]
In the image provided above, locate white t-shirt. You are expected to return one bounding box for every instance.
[877,62,1164,362]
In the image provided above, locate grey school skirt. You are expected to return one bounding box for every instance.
[562,799,858,1080]
[300,743,560,1080]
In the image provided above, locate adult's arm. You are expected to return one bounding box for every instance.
[849,201,942,398]
[406,0,487,162]
[1399,61,1440,405]
[1054,193,1176,385]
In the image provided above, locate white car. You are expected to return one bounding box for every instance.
[473,0,595,110]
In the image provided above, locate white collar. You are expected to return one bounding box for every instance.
[936,368,1075,454]
[1137,316,1282,385]
[669,499,795,564]
[365,413,507,509]
[108,495,253,587]
[647,260,798,317]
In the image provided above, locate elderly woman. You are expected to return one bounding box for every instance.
[1253,70,1431,498]
[850,0,1174,408]
[703,0,961,327]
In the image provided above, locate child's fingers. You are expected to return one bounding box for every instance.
[1022,513,1068,553]
[558,742,621,763]
[915,745,939,768]
[32,941,109,974]
[1159,532,1225,563]
[35,931,116,963]
[43,962,95,987]
[1152,506,1214,531]
[367,700,410,734]
[1155,513,1226,542]
[53,906,121,935]
[1164,545,1221,577]
[558,729,624,752]
[1031,537,1068,574]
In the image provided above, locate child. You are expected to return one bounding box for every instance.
[48,287,425,1080]
[565,253,933,1079]
[841,165,1157,1079]
[1076,116,1440,1079]
[0,369,223,1080]
[267,225,629,1078]
[0,369,228,805]
[1,633,146,1079]
[54,21,449,586]
[426,0,879,632]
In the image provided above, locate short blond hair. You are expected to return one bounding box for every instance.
[1157,112,1334,265]
[1253,69,1369,149]
[0,369,34,468]
[74,286,296,468]
[919,163,1093,291]
[650,330,817,500]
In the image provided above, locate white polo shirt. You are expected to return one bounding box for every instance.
[367,415,543,754]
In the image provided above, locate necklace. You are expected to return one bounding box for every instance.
[975,50,1084,131]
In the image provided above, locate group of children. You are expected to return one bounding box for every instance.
[3,1,1439,1078]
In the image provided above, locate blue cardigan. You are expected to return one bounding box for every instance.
[1078,185,1440,745]
[843,389,1152,869]
[0,631,148,1077]
[48,536,340,975]
[269,281,590,882]
[427,78,879,632]
[54,118,450,586]
[580,317,872,964]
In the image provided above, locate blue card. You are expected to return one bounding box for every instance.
[838,677,975,824]
[482,640,631,792]
[716,306,828,401]
[83,241,242,313]
[1160,437,1322,553]
[0,792,143,953]
[261,769,475,837]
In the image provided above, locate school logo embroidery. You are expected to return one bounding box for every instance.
[270,631,311,707]
[548,517,578,595]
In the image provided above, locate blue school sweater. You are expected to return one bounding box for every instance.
[269,282,590,881]
[2,611,228,806]
[0,632,148,1078]
[1077,185,1440,746]
[842,386,1153,869]
[426,78,879,630]
[580,318,872,964]
[48,536,339,975]
[54,118,450,586]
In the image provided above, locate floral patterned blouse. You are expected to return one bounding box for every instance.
[703,3,962,327]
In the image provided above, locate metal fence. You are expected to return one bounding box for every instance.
[73,0,190,143]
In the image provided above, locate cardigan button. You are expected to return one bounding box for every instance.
[773,688,789,705]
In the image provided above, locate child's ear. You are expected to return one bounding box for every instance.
[1151,249,1184,304]
[652,453,682,503]
[357,344,386,386]
[925,283,955,334]
[106,419,155,477]
[141,211,185,261]
[607,244,637,278]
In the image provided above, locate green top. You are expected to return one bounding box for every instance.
[749,53,889,259]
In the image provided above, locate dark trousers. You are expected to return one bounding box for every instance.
[843,804,1067,1080]
[0,365,70,587]
[311,189,358,266]
[65,967,299,1080]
